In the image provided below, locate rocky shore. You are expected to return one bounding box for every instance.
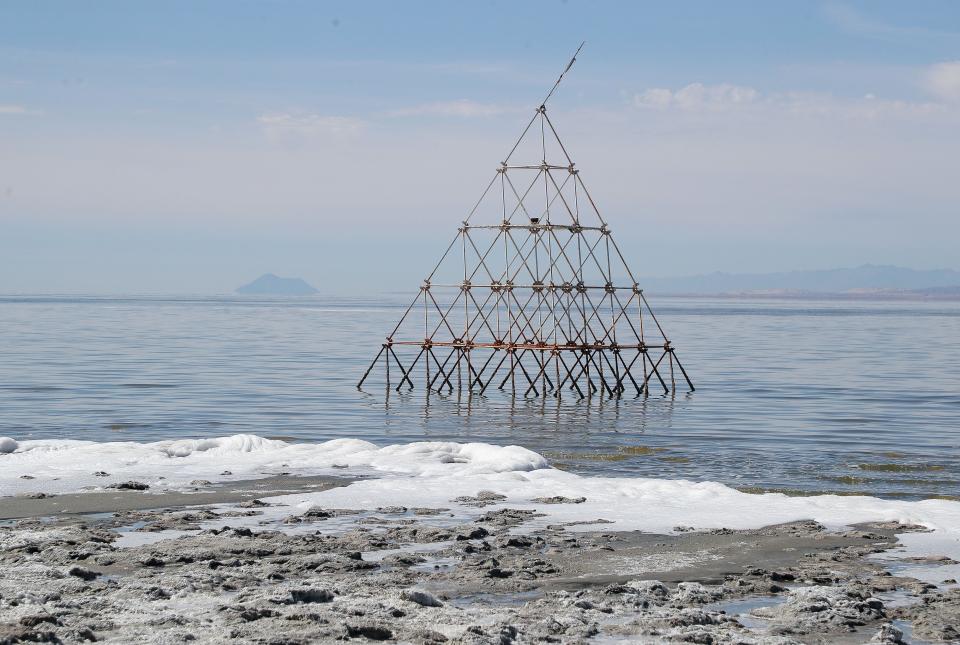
[1,485,958,644]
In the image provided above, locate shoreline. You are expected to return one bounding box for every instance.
[2,484,958,643]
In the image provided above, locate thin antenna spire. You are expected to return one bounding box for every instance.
[540,41,585,108]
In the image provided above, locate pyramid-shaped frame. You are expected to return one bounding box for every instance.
[359,75,693,398]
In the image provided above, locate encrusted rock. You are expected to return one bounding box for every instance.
[400,589,444,607]
[106,481,150,491]
[453,490,508,507]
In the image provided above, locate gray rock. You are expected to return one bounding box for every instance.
[453,490,508,507]
[289,588,335,604]
[870,623,905,643]
[67,566,99,582]
[752,586,885,634]
[531,496,586,504]
[345,624,393,640]
[106,481,150,491]
[400,589,444,607]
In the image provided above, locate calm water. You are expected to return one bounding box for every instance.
[1,295,958,500]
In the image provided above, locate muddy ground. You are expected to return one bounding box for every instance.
[1,486,958,644]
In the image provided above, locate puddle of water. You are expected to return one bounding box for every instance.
[891,619,938,645]
[411,555,459,573]
[872,548,960,589]
[361,540,454,563]
[83,512,116,522]
[448,589,542,608]
[882,530,960,584]
[883,559,960,589]
[362,539,473,573]
[875,588,921,610]
[704,594,789,632]
[112,521,187,548]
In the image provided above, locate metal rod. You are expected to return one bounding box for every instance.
[357,345,386,389]
[540,41,585,108]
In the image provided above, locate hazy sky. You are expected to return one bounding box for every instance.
[2,1,959,294]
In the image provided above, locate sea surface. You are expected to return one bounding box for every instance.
[1,294,958,500]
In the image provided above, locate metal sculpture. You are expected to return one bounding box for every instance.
[359,45,693,398]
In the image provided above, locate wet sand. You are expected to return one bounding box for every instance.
[1,488,958,644]
[0,475,350,520]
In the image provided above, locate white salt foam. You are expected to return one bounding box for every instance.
[2,434,958,566]
[0,434,546,496]
[265,467,960,543]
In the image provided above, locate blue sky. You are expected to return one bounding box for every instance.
[2,1,959,293]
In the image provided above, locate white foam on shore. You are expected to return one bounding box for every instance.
[0,434,546,497]
[2,434,958,564]
[266,468,960,545]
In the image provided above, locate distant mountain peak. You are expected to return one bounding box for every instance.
[236,274,318,295]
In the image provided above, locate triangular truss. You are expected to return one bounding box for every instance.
[359,54,693,398]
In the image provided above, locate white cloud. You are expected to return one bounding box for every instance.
[256,112,365,137]
[0,104,38,115]
[924,61,960,103]
[634,83,760,111]
[779,91,949,121]
[388,99,513,118]
[632,82,951,121]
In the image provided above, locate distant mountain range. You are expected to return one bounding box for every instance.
[639,265,960,297]
[236,274,318,295]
